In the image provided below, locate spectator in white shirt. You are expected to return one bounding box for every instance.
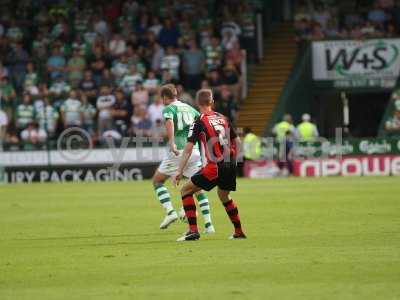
[120,64,143,95]
[222,30,238,51]
[131,81,149,108]
[149,16,163,36]
[109,33,127,58]
[20,122,47,144]
[94,16,109,38]
[147,96,164,126]
[97,85,116,134]
[0,109,8,140]
[161,46,180,80]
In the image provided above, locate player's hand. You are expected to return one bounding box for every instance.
[170,144,179,156]
[173,171,183,187]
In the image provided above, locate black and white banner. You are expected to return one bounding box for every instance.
[1,148,166,183]
[312,39,400,87]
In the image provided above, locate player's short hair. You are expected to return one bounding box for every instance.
[196,89,214,106]
[160,84,177,100]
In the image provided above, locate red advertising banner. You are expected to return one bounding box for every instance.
[293,155,400,177]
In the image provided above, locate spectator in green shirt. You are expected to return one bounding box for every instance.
[24,62,40,95]
[35,96,59,138]
[60,90,84,128]
[67,48,86,88]
[15,93,35,132]
[0,76,17,113]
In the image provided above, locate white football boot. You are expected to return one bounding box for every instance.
[159,211,178,229]
[204,225,216,234]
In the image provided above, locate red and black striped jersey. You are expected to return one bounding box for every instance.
[187,111,237,164]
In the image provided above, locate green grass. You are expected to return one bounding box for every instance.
[0,177,400,300]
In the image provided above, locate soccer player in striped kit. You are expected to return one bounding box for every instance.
[173,89,246,241]
[152,84,215,233]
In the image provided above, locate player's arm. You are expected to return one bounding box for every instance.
[165,118,179,156]
[174,141,194,186]
[173,120,200,185]
[228,121,242,161]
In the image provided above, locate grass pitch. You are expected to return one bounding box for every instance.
[0,177,400,300]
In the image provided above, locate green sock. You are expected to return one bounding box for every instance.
[196,192,212,228]
[154,184,174,215]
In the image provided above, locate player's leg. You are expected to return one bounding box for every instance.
[177,180,203,241]
[152,170,178,229]
[217,188,246,239]
[194,191,215,233]
[216,162,246,239]
[183,151,215,233]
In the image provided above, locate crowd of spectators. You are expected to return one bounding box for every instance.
[0,0,259,149]
[294,0,400,43]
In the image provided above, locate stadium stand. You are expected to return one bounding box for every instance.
[0,0,261,150]
[294,0,400,43]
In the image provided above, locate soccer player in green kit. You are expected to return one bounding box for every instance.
[152,84,215,233]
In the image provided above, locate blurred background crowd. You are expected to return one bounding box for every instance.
[0,0,259,149]
[294,0,400,43]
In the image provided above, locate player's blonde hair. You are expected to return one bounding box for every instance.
[160,84,178,100]
[196,89,214,106]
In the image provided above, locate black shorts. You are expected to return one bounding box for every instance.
[191,162,237,192]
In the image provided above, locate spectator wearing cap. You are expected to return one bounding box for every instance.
[182,39,205,91]
[297,113,319,142]
[221,18,241,39]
